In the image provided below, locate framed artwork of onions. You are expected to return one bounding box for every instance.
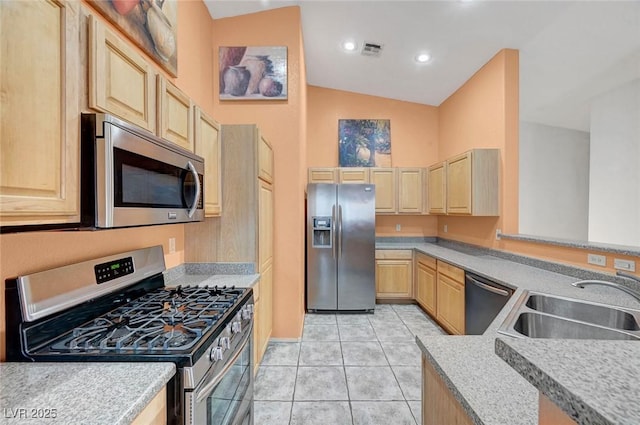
[219,46,288,100]
[88,0,178,77]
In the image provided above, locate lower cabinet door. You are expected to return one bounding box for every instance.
[375,259,413,298]
[436,273,465,335]
[416,261,437,316]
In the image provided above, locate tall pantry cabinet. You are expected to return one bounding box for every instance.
[216,125,274,371]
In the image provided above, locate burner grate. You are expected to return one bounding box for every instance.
[50,285,245,353]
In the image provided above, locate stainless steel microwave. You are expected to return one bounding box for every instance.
[81,113,204,228]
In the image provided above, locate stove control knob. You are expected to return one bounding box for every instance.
[232,321,242,333]
[219,336,231,350]
[210,346,223,362]
[242,305,253,320]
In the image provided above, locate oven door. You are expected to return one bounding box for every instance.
[95,117,204,228]
[187,325,253,425]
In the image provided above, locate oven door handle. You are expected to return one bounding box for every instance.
[186,161,201,218]
[194,324,252,403]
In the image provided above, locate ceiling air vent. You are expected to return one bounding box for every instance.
[361,41,383,57]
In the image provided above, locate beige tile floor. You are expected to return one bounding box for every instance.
[254,303,446,425]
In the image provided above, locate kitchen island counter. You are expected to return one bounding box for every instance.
[0,362,175,425]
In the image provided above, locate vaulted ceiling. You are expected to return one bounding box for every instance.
[205,1,640,131]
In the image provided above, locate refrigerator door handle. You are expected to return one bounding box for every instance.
[338,205,343,258]
[331,204,337,259]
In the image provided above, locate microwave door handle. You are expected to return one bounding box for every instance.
[186,161,201,218]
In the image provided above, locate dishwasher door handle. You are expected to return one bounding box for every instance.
[467,276,510,297]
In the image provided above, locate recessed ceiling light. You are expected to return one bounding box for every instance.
[342,40,357,52]
[415,53,431,63]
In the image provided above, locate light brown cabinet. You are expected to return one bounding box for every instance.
[427,162,446,214]
[339,167,370,184]
[193,107,221,216]
[258,134,274,184]
[88,15,156,132]
[131,387,166,425]
[415,253,437,316]
[436,260,465,335]
[398,168,424,213]
[370,168,397,213]
[157,76,194,151]
[422,355,473,425]
[211,125,273,368]
[539,393,577,425]
[308,168,337,184]
[375,250,413,299]
[446,149,500,216]
[0,0,81,226]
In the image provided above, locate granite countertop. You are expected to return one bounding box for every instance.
[0,362,175,425]
[378,241,640,425]
[496,338,640,425]
[163,262,260,289]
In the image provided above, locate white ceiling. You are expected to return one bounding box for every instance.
[205,1,640,132]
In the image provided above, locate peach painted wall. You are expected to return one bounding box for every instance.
[0,1,216,360]
[437,49,519,247]
[436,48,640,274]
[210,7,306,339]
[306,86,439,236]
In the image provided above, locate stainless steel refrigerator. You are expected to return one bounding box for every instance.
[306,183,376,312]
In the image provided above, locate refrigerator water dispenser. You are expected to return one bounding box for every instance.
[312,217,332,248]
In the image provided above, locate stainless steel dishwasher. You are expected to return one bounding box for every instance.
[465,273,514,334]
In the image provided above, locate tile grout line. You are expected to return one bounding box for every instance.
[288,321,304,425]
[336,315,356,425]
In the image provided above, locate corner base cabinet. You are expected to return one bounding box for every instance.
[415,253,437,316]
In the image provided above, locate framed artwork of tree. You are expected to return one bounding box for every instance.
[338,119,391,167]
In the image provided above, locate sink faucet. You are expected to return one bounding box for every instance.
[617,271,640,284]
[572,279,640,303]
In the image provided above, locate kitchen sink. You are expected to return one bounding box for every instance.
[498,290,640,340]
[513,312,640,340]
[526,294,640,330]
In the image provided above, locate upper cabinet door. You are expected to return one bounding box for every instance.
[398,168,424,213]
[88,15,156,132]
[308,168,337,184]
[0,0,81,226]
[194,106,221,217]
[338,167,370,184]
[447,152,473,215]
[370,168,397,213]
[157,75,194,151]
[428,162,447,214]
[258,133,274,184]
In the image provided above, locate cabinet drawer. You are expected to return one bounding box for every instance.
[416,253,437,270]
[376,250,413,260]
[436,260,465,282]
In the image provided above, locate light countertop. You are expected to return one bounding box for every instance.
[0,362,175,425]
[381,241,640,425]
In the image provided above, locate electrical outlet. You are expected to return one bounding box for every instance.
[395,224,401,232]
[587,253,606,267]
[444,224,448,233]
[496,229,501,240]
[614,258,636,272]
[169,237,176,254]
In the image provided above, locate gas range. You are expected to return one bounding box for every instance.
[4,246,254,425]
